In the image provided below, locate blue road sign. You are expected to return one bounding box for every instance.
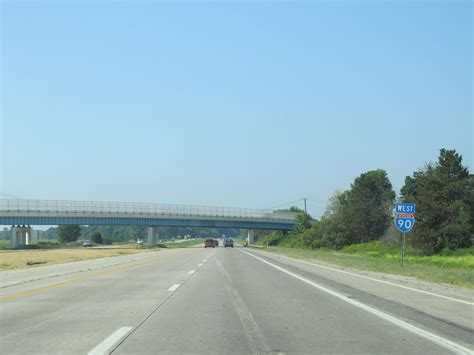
[395,203,416,214]
[394,203,416,233]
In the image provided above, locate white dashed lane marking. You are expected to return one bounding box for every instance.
[88,327,132,355]
[167,284,180,292]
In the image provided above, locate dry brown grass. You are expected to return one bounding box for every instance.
[0,248,152,271]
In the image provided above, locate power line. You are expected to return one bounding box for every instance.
[306,196,331,203]
[306,200,328,205]
[267,198,303,210]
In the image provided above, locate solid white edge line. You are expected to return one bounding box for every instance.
[88,326,132,355]
[188,270,195,274]
[256,250,473,305]
[238,248,472,355]
[167,284,180,292]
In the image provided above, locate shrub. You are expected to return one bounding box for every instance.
[38,240,59,245]
[102,237,113,245]
[91,232,103,244]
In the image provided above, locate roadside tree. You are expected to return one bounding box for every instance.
[342,169,396,245]
[401,149,472,255]
[56,225,81,243]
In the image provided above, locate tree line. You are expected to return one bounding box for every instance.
[51,225,240,245]
[264,149,473,256]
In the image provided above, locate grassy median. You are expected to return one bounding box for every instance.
[256,242,474,289]
[165,239,204,248]
[0,247,154,271]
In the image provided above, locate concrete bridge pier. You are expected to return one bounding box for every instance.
[10,225,33,248]
[147,226,158,245]
[247,229,255,245]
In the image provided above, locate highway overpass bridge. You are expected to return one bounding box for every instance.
[0,199,297,248]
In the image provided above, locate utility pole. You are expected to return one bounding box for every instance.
[302,198,308,222]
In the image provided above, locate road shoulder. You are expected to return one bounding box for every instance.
[244,247,474,339]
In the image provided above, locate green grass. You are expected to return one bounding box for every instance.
[257,241,474,289]
[164,239,204,248]
[0,241,10,250]
[32,240,80,249]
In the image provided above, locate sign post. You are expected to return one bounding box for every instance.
[401,232,406,266]
[394,203,415,267]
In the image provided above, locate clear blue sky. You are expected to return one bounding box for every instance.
[1,1,472,217]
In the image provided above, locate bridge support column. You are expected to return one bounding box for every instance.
[10,226,21,248]
[25,226,34,245]
[147,226,158,245]
[10,225,32,248]
[247,230,255,245]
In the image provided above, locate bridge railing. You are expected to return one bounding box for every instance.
[0,199,296,222]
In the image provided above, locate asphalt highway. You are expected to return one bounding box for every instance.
[0,245,472,354]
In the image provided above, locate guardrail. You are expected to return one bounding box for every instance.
[0,199,296,222]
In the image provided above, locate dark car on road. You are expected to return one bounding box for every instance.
[224,239,233,248]
[204,239,216,248]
